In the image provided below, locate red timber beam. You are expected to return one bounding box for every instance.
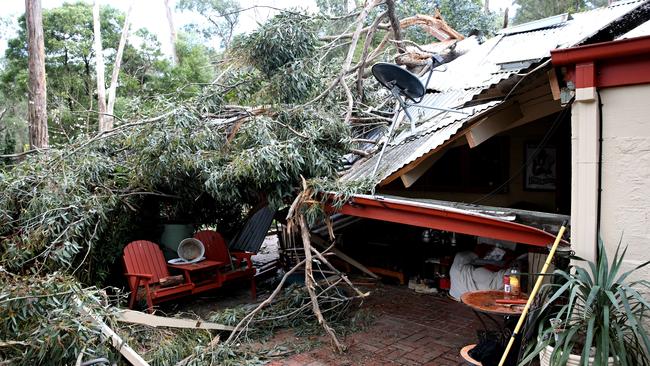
[326,194,566,248]
[551,35,650,89]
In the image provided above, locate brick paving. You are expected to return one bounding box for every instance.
[268,285,483,366]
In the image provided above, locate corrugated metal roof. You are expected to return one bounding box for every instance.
[342,0,647,186]
[341,99,499,183]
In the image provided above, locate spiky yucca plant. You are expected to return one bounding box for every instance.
[520,239,650,365]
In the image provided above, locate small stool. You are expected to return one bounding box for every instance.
[460,344,482,365]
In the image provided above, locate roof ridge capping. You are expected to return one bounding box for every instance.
[499,13,571,35]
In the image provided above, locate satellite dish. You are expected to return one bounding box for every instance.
[372,63,426,103]
[368,55,469,179]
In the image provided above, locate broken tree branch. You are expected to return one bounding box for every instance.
[223,257,307,346]
[299,214,345,353]
[356,11,387,99]
[300,0,381,108]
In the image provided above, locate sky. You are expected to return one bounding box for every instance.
[0,0,514,58]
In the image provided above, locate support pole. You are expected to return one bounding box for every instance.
[497,222,568,366]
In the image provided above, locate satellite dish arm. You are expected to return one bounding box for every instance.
[416,54,445,103]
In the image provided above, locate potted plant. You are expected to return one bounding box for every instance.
[520,239,650,366]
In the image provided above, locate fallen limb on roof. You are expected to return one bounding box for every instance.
[116,309,235,331]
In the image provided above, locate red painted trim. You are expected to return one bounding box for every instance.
[551,36,650,66]
[598,54,650,88]
[326,195,566,248]
[575,62,596,88]
[552,36,650,89]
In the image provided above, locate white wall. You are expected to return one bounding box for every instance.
[600,84,650,281]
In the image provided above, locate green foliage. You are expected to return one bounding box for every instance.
[239,12,317,78]
[437,0,500,36]
[0,272,116,365]
[513,0,609,25]
[1,2,215,143]
[0,87,351,284]
[520,239,650,365]
[177,0,241,48]
[316,0,351,17]
[395,0,499,42]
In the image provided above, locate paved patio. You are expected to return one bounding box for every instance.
[269,285,483,366]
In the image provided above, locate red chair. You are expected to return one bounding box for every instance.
[122,240,194,313]
[194,230,257,300]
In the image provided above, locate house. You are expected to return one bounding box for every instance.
[326,1,650,282]
[551,27,650,278]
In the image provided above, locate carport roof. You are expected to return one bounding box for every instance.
[326,193,568,248]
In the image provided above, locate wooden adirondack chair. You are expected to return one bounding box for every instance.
[193,230,257,300]
[123,240,194,313]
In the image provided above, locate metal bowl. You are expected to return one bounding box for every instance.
[177,238,205,263]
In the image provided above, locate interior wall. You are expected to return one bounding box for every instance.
[380,113,571,214]
[599,84,650,281]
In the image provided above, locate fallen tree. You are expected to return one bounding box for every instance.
[0,3,485,364]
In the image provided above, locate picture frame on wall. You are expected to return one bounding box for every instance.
[524,143,557,191]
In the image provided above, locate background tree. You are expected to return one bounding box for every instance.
[177,0,241,49]
[92,0,107,130]
[25,0,48,148]
[105,1,133,129]
[513,0,609,25]
[164,0,178,65]
[2,2,215,143]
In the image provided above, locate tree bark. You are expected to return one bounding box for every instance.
[106,0,133,129]
[356,11,386,99]
[25,0,48,148]
[164,0,178,65]
[385,0,404,53]
[93,0,108,131]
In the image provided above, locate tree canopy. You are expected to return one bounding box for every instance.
[0,1,504,364]
[513,0,609,24]
[1,2,215,144]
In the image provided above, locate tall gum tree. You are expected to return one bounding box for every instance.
[25,0,48,148]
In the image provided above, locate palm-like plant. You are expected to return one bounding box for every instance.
[520,239,650,365]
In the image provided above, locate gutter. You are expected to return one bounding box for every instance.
[551,35,650,65]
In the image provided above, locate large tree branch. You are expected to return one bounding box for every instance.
[299,214,345,352]
[356,11,387,99]
[385,0,404,53]
[300,0,382,108]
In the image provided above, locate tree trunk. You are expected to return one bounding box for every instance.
[164,0,178,65]
[385,0,404,54]
[25,0,48,149]
[106,0,133,129]
[93,0,108,131]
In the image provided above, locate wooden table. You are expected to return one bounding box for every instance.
[460,290,527,316]
[168,260,225,294]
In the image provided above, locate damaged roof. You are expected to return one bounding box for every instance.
[342,0,650,186]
